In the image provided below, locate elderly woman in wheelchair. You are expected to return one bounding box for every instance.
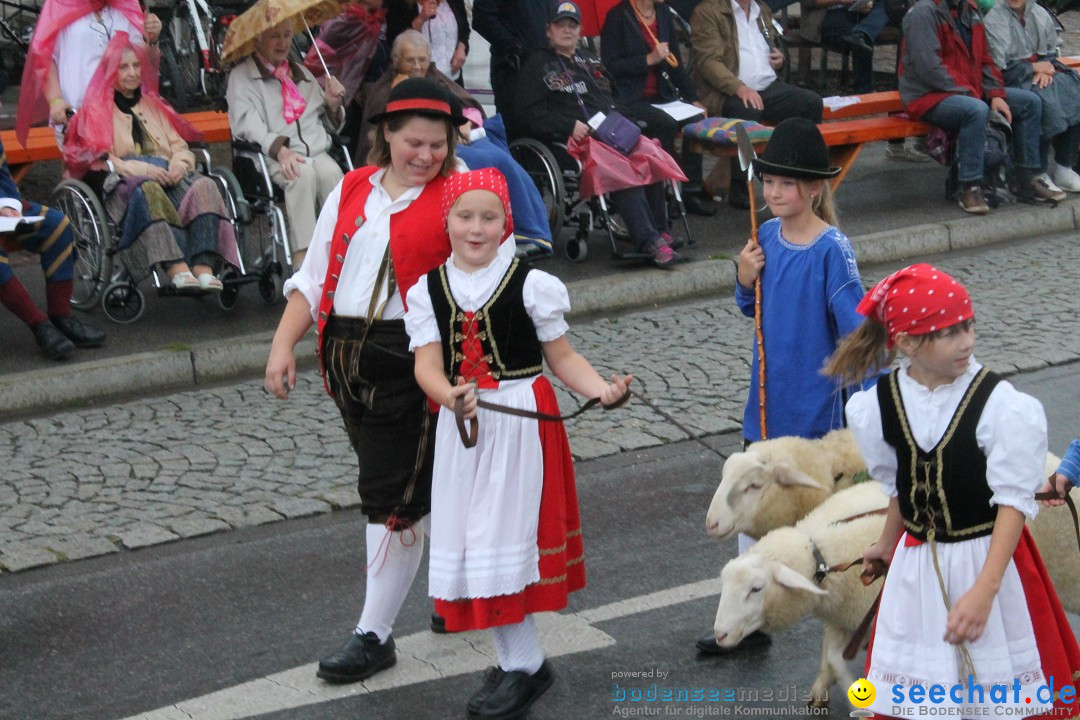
[515,0,686,268]
[64,33,239,295]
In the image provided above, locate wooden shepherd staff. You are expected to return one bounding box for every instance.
[735,122,767,439]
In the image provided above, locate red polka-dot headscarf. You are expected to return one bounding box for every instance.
[441,168,514,242]
[856,263,973,348]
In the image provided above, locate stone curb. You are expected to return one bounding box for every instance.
[0,202,1076,422]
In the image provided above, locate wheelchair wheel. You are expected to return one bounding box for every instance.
[258,264,284,304]
[209,166,251,225]
[509,138,567,243]
[567,215,590,263]
[101,281,145,324]
[217,267,241,311]
[51,178,112,311]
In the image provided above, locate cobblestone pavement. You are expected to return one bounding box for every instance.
[2,234,1079,573]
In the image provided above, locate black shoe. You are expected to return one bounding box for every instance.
[728,181,751,210]
[695,629,772,655]
[467,666,506,716]
[316,631,396,684]
[430,612,447,634]
[475,660,554,719]
[50,314,105,348]
[841,31,874,60]
[31,322,75,361]
[683,191,717,217]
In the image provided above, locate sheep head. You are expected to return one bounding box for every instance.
[712,554,826,646]
[705,449,824,540]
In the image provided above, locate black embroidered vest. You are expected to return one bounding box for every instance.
[428,258,545,382]
[878,367,1001,543]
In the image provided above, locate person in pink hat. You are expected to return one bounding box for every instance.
[406,168,632,719]
[825,264,1080,719]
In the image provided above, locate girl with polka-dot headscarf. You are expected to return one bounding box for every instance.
[826,263,1080,718]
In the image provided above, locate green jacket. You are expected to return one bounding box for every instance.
[690,0,778,114]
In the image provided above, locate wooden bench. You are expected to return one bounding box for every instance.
[689,91,930,190]
[0,110,232,182]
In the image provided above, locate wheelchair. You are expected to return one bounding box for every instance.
[228,134,355,284]
[51,146,263,323]
[508,136,693,263]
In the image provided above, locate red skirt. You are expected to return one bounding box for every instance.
[865,528,1080,719]
[435,377,586,631]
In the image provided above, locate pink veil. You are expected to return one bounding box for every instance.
[17,0,147,145]
[63,31,201,178]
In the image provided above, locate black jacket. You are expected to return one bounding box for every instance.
[516,47,630,143]
[600,1,697,103]
[472,0,550,60]
[386,0,470,51]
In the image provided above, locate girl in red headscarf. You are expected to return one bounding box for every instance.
[17,0,157,145]
[64,32,238,292]
[826,264,1080,719]
[405,168,633,720]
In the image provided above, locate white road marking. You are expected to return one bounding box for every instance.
[116,577,723,720]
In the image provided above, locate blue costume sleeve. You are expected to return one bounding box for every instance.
[823,230,865,340]
[1058,439,1080,487]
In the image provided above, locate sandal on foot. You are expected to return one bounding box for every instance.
[170,271,201,291]
[197,272,224,292]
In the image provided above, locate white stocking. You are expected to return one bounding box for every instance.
[355,518,426,642]
[490,616,544,674]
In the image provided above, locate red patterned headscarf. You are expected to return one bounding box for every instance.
[856,263,973,348]
[441,168,514,242]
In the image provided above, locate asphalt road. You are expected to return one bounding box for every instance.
[2,361,1078,720]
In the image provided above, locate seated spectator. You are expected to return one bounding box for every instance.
[355,29,484,165]
[226,18,347,270]
[798,0,890,94]
[517,1,683,267]
[601,0,716,216]
[690,0,822,207]
[984,0,1080,193]
[386,0,470,83]
[0,138,105,360]
[65,34,240,293]
[900,0,1065,213]
[472,0,553,126]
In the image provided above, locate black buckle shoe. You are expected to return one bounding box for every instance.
[430,612,447,634]
[316,631,396,684]
[475,660,554,719]
[51,315,106,348]
[695,629,772,655]
[32,322,75,361]
[467,666,507,716]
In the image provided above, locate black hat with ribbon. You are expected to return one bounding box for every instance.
[368,77,466,125]
[753,117,840,180]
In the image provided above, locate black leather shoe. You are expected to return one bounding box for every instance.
[841,31,874,60]
[50,314,105,348]
[475,660,554,719]
[32,322,75,361]
[316,631,396,684]
[683,191,717,217]
[467,666,506,716]
[430,612,447,634]
[728,181,751,210]
[695,629,772,655]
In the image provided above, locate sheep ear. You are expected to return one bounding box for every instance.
[771,563,828,595]
[772,463,823,489]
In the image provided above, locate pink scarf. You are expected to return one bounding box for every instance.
[271,61,306,124]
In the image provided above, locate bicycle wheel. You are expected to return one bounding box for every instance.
[158,32,191,112]
[50,179,112,311]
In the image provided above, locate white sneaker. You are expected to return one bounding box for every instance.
[885,142,932,163]
[1053,165,1080,192]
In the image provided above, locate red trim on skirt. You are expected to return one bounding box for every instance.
[435,375,586,631]
[864,528,1080,719]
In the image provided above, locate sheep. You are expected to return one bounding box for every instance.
[711,482,889,708]
[705,428,867,541]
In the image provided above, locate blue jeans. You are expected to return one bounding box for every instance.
[820,1,890,93]
[922,89,1042,184]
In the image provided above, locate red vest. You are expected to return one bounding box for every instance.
[315,167,453,395]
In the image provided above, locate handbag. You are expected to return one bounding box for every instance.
[593,111,642,155]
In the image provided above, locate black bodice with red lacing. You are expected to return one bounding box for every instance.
[427,259,545,387]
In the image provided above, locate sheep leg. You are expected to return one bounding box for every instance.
[809,624,845,708]
[824,623,857,707]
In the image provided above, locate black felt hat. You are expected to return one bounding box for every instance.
[367,77,466,125]
[753,117,840,180]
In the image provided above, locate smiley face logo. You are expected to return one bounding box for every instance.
[847,678,876,708]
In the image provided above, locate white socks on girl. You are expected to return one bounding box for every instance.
[491,616,544,674]
[356,521,426,642]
